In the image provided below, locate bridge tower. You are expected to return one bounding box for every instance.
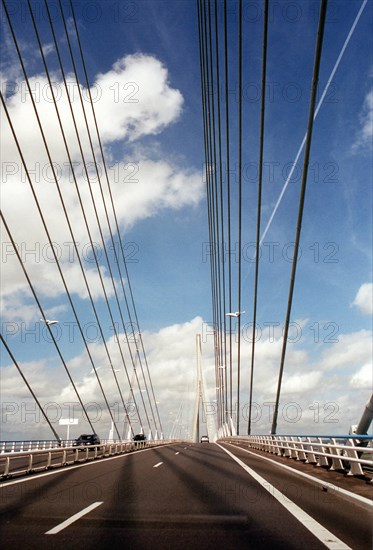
[191,334,217,442]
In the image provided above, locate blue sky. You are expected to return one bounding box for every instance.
[0,0,372,441]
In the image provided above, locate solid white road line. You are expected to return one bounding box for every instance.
[225,442,373,509]
[217,444,352,550]
[45,502,103,535]
[153,462,163,468]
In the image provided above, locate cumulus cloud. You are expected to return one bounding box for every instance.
[94,54,184,142]
[0,317,209,440]
[109,157,203,230]
[1,318,372,440]
[280,371,323,394]
[352,282,373,315]
[0,54,203,318]
[1,54,183,164]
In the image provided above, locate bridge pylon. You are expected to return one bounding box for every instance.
[191,334,217,442]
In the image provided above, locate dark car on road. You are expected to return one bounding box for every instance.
[133,434,146,441]
[73,434,101,447]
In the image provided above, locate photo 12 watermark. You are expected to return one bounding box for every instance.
[201,401,340,425]
[1,160,140,184]
[2,1,139,25]
[1,321,141,344]
[202,160,339,185]
[201,240,339,265]
[1,240,140,265]
[201,320,339,344]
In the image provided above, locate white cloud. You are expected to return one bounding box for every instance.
[1,318,372,440]
[0,155,203,318]
[112,158,203,230]
[1,54,184,165]
[352,88,373,152]
[0,54,203,318]
[281,371,323,394]
[94,54,184,142]
[318,329,372,371]
[0,316,208,440]
[350,363,372,389]
[42,43,54,57]
[352,282,373,315]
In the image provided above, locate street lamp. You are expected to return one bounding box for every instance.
[225,311,245,317]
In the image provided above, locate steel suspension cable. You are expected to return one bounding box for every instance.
[199,0,216,388]
[201,0,218,418]
[197,0,217,401]
[214,0,228,428]
[236,0,243,435]
[207,0,225,428]
[27,0,136,438]
[0,209,95,435]
[206,0,224,428]
[198,0,223,427]
[1,0,122,439]
[40,0,144,436]
[257,0,367,252]
[46,0,151,437]
[271,0,328,435]
[223,0,233,426]
[199,0,235,432]
[0,334,62,442]
[248,0,268,435]
[66,0,162,435]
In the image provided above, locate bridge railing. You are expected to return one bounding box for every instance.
[0,439,179,480]
[1,440,64,453]
[219,434,373,477]
[0,439,164,453]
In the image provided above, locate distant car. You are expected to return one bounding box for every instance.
[133,434,146,441]
[200,435,209,443]
[73,434,100,447]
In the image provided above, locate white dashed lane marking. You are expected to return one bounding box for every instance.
[45,502,103,535]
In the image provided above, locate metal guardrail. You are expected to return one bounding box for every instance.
[0,439,158,453]
[1,440,64,453]
[0,440,177,480]
[219,435,373,478]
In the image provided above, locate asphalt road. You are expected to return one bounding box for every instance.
[0,442,371,549]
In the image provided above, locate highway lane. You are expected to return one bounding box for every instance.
[0,442,371,549]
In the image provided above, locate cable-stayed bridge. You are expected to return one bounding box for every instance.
[0,0,372,548]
